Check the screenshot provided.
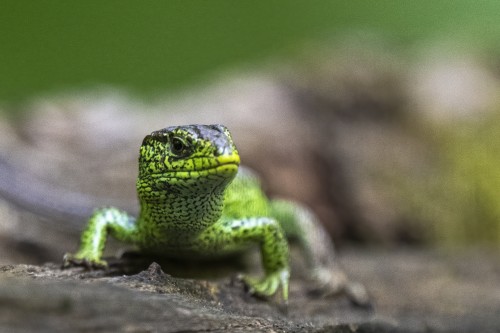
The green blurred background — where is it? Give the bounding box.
[1,0,500,103]
[1,1,500,250]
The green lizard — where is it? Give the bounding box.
[63,124,367,304]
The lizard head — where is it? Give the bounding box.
[138,124,240,198]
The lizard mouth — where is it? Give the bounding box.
[155,164,238,179]
[153,155,240,177]
[192,154,240,173]
[187,159,239,174]
[210,160,239,174]
[215,154,240,166]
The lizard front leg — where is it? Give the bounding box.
[195,217,290,301]
[63,207,137,268]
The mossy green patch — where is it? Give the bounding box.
[399,111,500,247]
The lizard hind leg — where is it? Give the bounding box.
[269,199,371,307]
[63,207,138,269]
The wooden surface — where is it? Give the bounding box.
[0,249,498,333]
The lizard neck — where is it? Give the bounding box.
[138,191,225,235]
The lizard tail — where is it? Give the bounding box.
[0,156,129,232]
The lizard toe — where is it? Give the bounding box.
[241,269,289,302]
[62,252,108,269]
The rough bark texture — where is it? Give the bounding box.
[0,249,498,333]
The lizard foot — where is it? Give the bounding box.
[310,268,371,308]
[240,268,290,303]
[62,252,108,269]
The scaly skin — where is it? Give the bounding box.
[63,124,368,304]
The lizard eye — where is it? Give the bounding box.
[171,137,188,156]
